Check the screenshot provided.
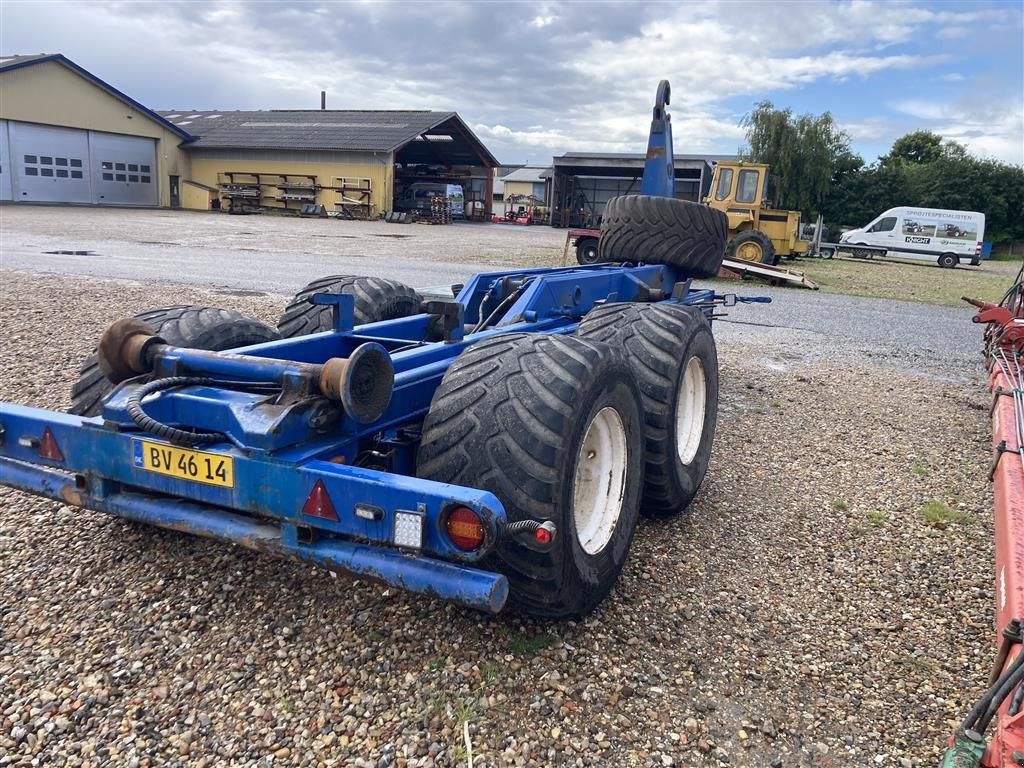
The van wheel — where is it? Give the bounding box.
[937,253,958,268]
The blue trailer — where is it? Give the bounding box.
[0,82,765,618]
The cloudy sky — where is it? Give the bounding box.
[3,0,1022,165]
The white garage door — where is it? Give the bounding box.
[0,121,11,201]
[9,122,92,203]
[89,130,158,206]
[3,120,157,206]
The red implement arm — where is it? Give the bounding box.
[948,263,1024,767]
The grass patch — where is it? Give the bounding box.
[867,510,888,527]
[791,257,1016,307]
[832,499,849,511]
[912,461,930,477]
[507,630,554,655]
[919,500,973,529]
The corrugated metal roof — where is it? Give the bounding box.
[502,166,551,184]
[558,151,737,164]
[0,53,52,68]
[157,109,463,153]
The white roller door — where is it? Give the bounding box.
[0,121,11,201]
[3,120,157,206]
[89,130,158,206]
[9,121,92,203]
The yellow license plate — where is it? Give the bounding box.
[132,439,234,488]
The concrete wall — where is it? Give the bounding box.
[0,60,190,207]
[186,150,393,213]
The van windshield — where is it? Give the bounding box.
[867,216,897,233]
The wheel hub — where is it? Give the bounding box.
[572,406,628,555]
[736,241,762,263]
[675,357,707,465]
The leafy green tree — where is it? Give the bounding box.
[824,133,1024,242]
[880,130,945,166]
[740,101,861,217]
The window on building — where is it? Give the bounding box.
[56,169,68,178]
[71,170,83,179]
[115,173,126,182]
[40,168,53,177]
[40,156,52,165]
[129,175,138,183]
[140,164,151,173]
[736,169,760,203]
[102,172,113,181]
[115,162,126,171]
[141,176,151,184]
[24,155,37,164]
[70,159,82,168]
[24,167,38,176]
[102,161,113,170]
[128,164,138,172]
[56,157,68,166]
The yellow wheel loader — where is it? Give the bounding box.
[704,162,811,266]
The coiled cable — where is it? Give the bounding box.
[126,376,279,447]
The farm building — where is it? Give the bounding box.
[0,54,192,207]
[549,151,735,228]
[159,109,497,218]
[0,53,498,217]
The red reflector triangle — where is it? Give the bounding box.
[38,427,64,462]
[301,480,338,522]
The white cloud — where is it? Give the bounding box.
[1,0,1019,164]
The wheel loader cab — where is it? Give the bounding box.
[704,161,809,265]
[706,162,768,228]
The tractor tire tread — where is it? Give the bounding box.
[417,333,642,618]
[598,195,727,276]
[577,302,718,515]
[277,275,422,338]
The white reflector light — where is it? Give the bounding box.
[393,510,424,550]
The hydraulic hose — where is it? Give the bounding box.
[126,376,279,447]
[961,644,1024,734]
[977,654,1024,734]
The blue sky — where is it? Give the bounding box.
[2,0,1021,165]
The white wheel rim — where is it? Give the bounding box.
[572,406,628,555]
[676,357,707,465]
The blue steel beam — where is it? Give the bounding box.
[0,458,508,613]
[0,403,506,564]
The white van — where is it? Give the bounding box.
[840,206,985,268]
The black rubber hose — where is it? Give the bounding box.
[476,281,531,332]
[126,376,279,447]
[1009,680,1024,717]
[962,647,1024,731]
[977,656,1024,734]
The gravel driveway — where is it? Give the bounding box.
[0,267,995,768]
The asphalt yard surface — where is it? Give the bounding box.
[0,205,1000,766]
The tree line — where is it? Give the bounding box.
[739,101,1024,243]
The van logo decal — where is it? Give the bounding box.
[905,236,930,244]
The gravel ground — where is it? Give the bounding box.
[0,206,567,291]
[0,269,996,767]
